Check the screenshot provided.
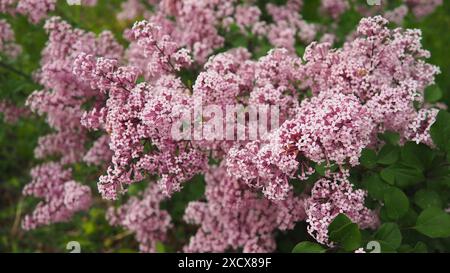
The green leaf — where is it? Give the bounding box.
[397,244,413,253]
[380,163,424,188]
[315,163,326,176]
[398,243,427,253]
[414,190,442,209]
[430,110,450,153]
[360,148,377,169]
[415,207,450,238]
[424,85,443,103]
[410,242,428,253]
[328,213,352,232]
[82,222,95,235]
[156,242,166,253]
[328,214,362,251]
[315,162,337,176]
[377,145,400,165]
[374,223,402,250]
[292,242,326,253]
[364,173,392,200]
[384,188,409,220]
[380,167,396,185]
[400,142,435,170]
[399,208,418,227]
[378,131,400,146]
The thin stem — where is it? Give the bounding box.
[10,197,24,237]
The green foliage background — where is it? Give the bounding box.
[0,0,449,253]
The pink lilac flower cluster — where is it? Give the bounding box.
[354,0,442,22]
[383,5,409,25]
[22,162,92,230]
[130,20,193,79]
[73,52,207,199]
[249,47,303,121]
[118,0,443,75]
[320,0,349,20]
[0,19,21,59]
[106,183,172,252]
[228,17,439,199]
[303,16,439,142]
[14,0,444,252]
[258,0,317,52]
[0,0,97,24]
[71,16,441,250]
[0,99,30,123]
[227,91,373,201]
[0,0,16,14]
[123,0,233,67]
[304,171,379,245]
[191,47,303,156]
[122,0,316,70]
[26,16,123,165]
[226,16,439,236]
[117,0,148,21]
[16,0,57,24]
[404,0,443,18]
[74,41,312,201]
[191,47,256,155]
[83,135,113,166]
[21,17,123,228]
[183,163,305,253]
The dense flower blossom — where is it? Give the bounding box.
[83,135,113,166]
[234,4,261,33]
[117,0,147,21]
[189,47,255,154]
[250,48,303,121]
[304,171,379,245]
[21,17,122,230]
[0,100,29,123]
[405,108,439,146]
[26,17,122,165]
[106,183,172,252]
[0,19,21,59]
[320,0,349,20]
[17,0,57,24]
[34,131,87,164]
[0,0,97,23]
[183,164,305,253]
[302,16,439,142]
[73,53,207,199]
[384,5,409,25]
[227,16,440,202]
[130,20,193,79]
[263,0,316,52]
[404,0,443,18]
[22,162,92,230]
[353,0,442,21]
[0,0,16,14]
[227,92,373,201]
[124,0,231,68]
[194,47,254,107]
[11,0,445,253]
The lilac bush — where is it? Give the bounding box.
[1,0,449,253]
